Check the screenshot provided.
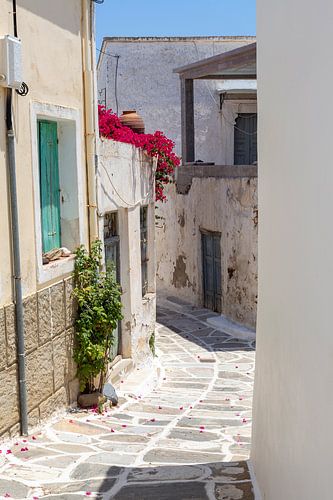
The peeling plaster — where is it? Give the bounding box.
[172,255,192,289]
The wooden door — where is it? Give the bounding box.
[202,231,222,312]
[104,212,121,361]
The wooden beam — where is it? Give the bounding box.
[181,78,194,163]
[174,43,257,80]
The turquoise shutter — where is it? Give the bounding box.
[38,120,61,253]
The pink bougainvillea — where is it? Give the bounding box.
[98,106,180,202]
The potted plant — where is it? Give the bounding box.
[73,240,123,409]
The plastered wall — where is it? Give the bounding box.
[252,1,333,498]
[0,0,88,306]
[97,139,156,365]
[156,176,258,328]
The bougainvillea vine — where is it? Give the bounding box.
[98,106,180,202]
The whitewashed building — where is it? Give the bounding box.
[98,38,258,328]
[97,139,157,369]
[97,36,256,163]
[251,1,333,498]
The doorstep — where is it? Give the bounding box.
[206,314,256,341]
[108,356,161,398]
[108,356,134,386]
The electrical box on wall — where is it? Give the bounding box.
[0,35,23,89]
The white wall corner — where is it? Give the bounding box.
[247,460,263,500]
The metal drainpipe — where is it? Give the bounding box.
[6,89,28,436]
[82,0,98,246]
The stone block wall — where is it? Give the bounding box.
[0,277,78,439]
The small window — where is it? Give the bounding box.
[140,206,148,297]
[37,117,80,259]
[234,113,257,165]
[104,212,120,281]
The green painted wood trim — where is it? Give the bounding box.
[38,120,61,253]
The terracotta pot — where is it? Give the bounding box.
[120,110,145,134]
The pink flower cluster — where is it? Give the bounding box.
[98,106,180,202]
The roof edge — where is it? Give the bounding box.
[102,36,256,43]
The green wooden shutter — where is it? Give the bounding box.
[38,120,61,253]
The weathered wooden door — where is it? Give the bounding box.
[202,231,222,312]
[38,120,61,253]
[104,212,121,361]
[234,113,257,165]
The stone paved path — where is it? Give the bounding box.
[0,299,255,499]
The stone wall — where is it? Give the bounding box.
[156,173,258,328]
[0,277,78,439]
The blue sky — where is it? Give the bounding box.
[95,0,256,50]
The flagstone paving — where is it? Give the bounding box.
[0,300,255,499]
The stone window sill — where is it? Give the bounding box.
[38,254,75,285]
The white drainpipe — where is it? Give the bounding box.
[82,0,98,245]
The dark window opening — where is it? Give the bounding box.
[140,206,148,297]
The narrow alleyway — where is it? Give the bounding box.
[0,300,255,499]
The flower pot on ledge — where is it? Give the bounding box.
[120,110,145,134]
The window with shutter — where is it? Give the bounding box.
[38,120,61,253]
[234,113,257,165]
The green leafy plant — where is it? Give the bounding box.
[149,332,156,356]
[73,240,123,393]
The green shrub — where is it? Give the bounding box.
[73,240,123,393]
